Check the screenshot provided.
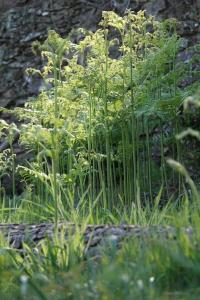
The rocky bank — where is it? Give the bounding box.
[0,0,200,114]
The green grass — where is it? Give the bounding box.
[0,10,200,299]
[0,200,200,300]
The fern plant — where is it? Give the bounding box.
[0,10,195,220]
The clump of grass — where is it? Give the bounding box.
[0,10,195,223]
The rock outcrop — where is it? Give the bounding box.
[0,0,200,115]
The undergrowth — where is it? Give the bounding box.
[0,10,198,223]
[0,10,200,300]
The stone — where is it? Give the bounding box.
[144,0,166,17]
[111,0,130,13]
[0,223,193,256]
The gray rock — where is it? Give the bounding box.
[0,223,193,256]
[144,0,166,17]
